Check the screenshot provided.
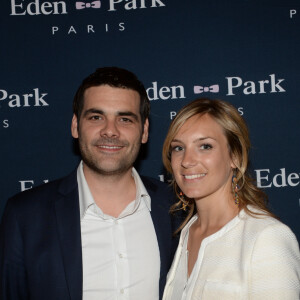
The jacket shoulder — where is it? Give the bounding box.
[5,170,77,212]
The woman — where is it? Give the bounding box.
[162,98,300,299]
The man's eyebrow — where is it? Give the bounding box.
[117,111,139,121]
[83,108,103,117]
[82,109,139,121]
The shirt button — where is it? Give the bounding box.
[120,288,125,294]
[119,253,124,258]
[114,220,118,225]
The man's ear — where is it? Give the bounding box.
[141,118,149,144]
[71,114,79,139]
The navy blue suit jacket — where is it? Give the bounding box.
[0,170,179,300]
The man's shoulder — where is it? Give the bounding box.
[6,170,77,210]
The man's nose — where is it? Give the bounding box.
[100,119,120,138]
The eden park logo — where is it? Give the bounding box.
[0,88,49,107]
[10,0,166,15]
[193,74,286,97]
[75,0,101,10]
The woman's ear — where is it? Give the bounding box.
[230,154,239,169]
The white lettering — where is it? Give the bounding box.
[68,26,77,34]
[9,94,22,107]
[226,74,285,95]
[258,79,269,94]
[108,0,165,11]
[41,1,53,15]
[0,88,49,107]
[20,179,49,191]
[0,90,8,101]
[125,0,137,10]
[108,0,122,11]
[10,0,26,15]
[159,86,170,100]
[119,22,125,31]
[52,1,67,14]
[243,81,256,95]
[3,120,9,128]
[269,74,285,93]
[147,82,159,100]
[147,82,185,101]
[170,85,185,99]
[27,0,41,15]
[87,25,95,33]
[52,26,59,35]
[51,23,125,35]
[158,175,164,182]
[237,107,243,115]
[255,168,299,188]
[20,180,34,191]
[273,168,287,187]
[226,76,242,96]
[287,173,300,187]
[23,93,33,107]
[170,111,176,119]
[290,9,297,19]
[151,0,165,7]
[34,88,49,106]
[140,0,146,8]
[255,169,272,188]
[11,0,67,16]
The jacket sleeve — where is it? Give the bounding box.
[0,200,30,300]
[250,222,300,299]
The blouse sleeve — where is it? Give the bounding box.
[249,222,300,299]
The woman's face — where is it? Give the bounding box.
[170,113,235,202]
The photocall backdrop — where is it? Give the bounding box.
[1,1,299,241]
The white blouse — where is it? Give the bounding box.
[163,208,300,300]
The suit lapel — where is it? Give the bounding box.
[54,171,83,300]
[144,178,174,298]
[150,192,170,271]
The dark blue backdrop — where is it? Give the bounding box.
[1,0,299,240]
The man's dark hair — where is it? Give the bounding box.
[73,67,150,125]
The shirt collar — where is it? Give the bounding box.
[77,161,151,220]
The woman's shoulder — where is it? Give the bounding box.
[239,206,299,248]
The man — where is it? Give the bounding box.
[0,67,178,300]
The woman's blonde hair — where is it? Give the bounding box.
[162,98,276,233]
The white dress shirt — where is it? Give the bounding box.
[77,162,160,300]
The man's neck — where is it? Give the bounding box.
[82,164,137,218]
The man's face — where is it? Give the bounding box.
[71,85,149,176]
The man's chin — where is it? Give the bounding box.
[83,160,131,176]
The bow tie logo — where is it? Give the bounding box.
[76,1,101,9]
[194,84,219,94]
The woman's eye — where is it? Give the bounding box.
[172,145,183,152]
[200,144,212,150]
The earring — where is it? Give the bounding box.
[179,192,189,211]
[232,173,240,206]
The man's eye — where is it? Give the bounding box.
[120,117,132,123]
[89,115,101,120]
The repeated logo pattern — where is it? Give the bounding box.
[193,85,219,94]
[75,1,101,10]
